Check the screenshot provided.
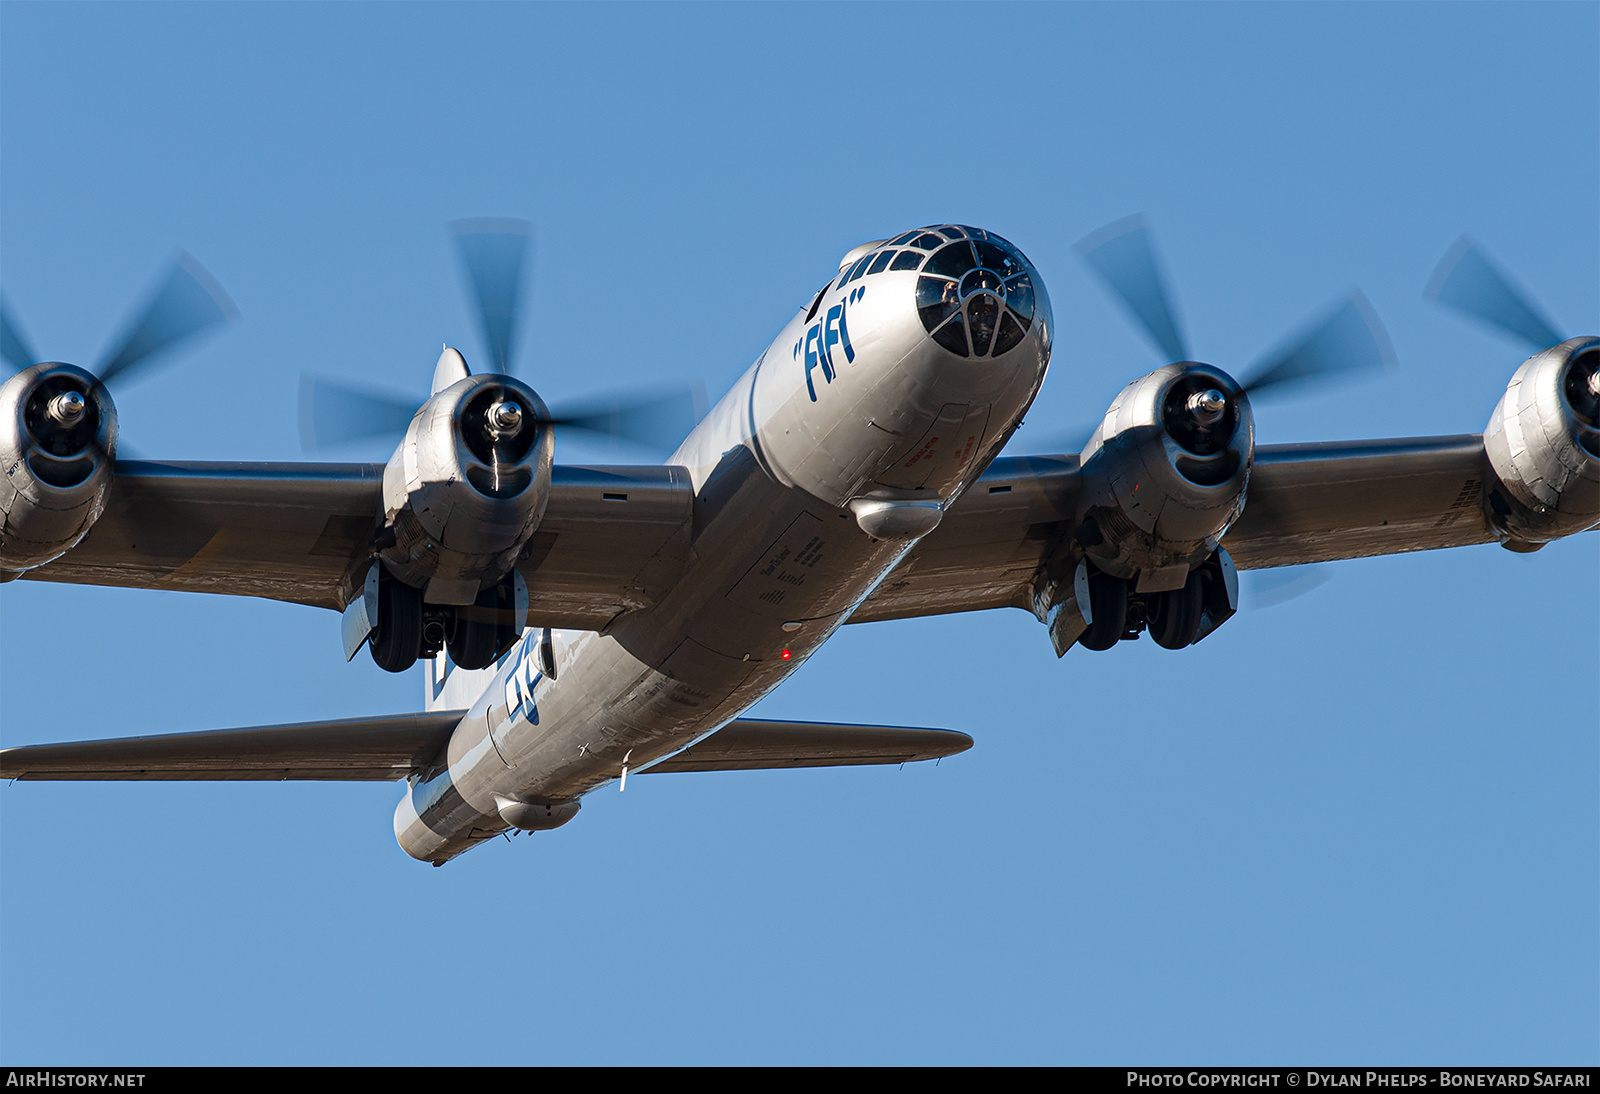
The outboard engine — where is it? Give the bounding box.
[1481,337,1600,550]
[0,364,118,577]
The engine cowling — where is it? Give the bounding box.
[0,363,118,576]
[1481,336,1600,550]
[1073,362,1254,591]
[379,371,555,604]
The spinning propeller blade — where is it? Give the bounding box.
[1424,236,1564,350]
[545,384,707,454]
[452,219,533,375]
[298,377,420,453]
[1240,289,1395,397]
[95,252,237,387]
[1,298,39,373]
[1076,214,1190,363]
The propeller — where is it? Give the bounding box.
[1075,214,1395,398]
[299,219,704,455]
[1,252,237,461]
[299,375,704,454]
[1424,236,1564,350]
[1014,220,1396,456]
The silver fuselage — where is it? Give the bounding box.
[396,229,1052,862]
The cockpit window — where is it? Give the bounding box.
[890,250,924,272]
[910,233,944,250]
[837,253,872,289]
[924,242,978,280]
[887,231,921,247]
[916,275,960,329]
[867,250,896,275]
[805,281,830,323]
[932,311,970,357]
[974,241,1025,281]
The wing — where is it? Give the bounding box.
[853,436,1499,623]
[20,460,694,628]
[0,715,969,781]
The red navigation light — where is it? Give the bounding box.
[780,649,792,660]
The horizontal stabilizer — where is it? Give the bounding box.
[0,711,465,781]
[643,719,972,774]
[0,715,969,783]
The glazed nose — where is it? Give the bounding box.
[915,240,1038,359]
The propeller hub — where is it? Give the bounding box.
[47,390,87,427]
[487,400,523,437]
[1186,388,1227,426]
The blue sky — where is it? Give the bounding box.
[1,2,1595,1065]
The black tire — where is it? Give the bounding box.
[447,583,512,670]
[1078,569,1128,651]
[370,568,423,673]
[1148,569,1204,650]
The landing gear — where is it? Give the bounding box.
[445,580,519,670]
[1077,568,1128,651]
[1147,569,1205,649]
[370,566,423,673]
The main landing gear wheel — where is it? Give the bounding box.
[370,567,423,673]
[446,581,517,670]
[1148,569,1205,650]
[1077,569,1128,651]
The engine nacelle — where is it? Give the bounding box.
[1481,337,1600,550]
[0,363,118,576]
[379,372,554,604]
[1073,362,1254,592]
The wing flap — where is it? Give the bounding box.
[0,711,465,781]
[643,719,973,774]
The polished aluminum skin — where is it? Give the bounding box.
[394,226,1053,862]
[378,348,556,605]
[1481,336,1600,549]
[5,223,1599,868]
[1074,361,1253,593]
[0,362,118,574]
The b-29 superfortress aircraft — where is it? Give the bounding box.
[2,219,1594,864]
